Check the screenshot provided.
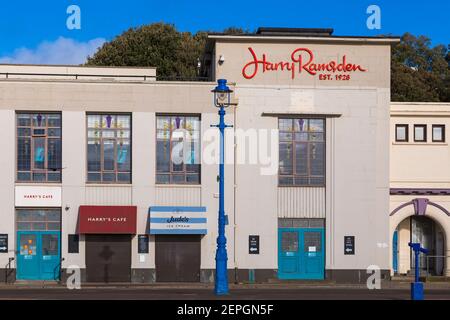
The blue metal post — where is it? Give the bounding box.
[215,105,229,295]
[408,242,428,300]
[211,79,233,295]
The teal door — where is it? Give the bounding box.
[278,228,325,280]
[17,231,61,280]
[392,231,398,274]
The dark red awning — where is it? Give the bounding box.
[78,206,137,234]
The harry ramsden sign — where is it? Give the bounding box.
[242,47,367,80]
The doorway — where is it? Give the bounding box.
[85,234,132,282]
[155,235,201,282]
[278,218,325,280]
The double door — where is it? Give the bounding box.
[278,228,324,280]
[17,231,61,280]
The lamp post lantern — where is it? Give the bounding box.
[211,79,233,295]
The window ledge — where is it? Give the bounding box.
[392,142,448,146]
[155,184,201,188]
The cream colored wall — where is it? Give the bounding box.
[0,110,16,269]
[390,103,450,189]
[389,103,450,276]
[213,39,392,271]
[215,40,391,88]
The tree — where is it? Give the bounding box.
[86,23,207,80]
[391,33,449,102]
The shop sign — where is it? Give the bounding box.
[138,235,149,253]
[249,235,260,254]
[149,206,207,235]
[0,234,8,253]
[78,206,137,234]
[15,186,61,207]
[242,47,367,80]
[344,236,355,255]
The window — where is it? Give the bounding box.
[278,118,325,186]
[16,209,61,231]
[395,124,409,142]
[87,114,131,183]
[432,125,445,142]
[414,124,427,142]
[16,113,62,182]
[156,115,201,184]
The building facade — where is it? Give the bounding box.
[0,29,407,284]
[390,102,450,277]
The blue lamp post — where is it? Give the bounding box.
[408,242,429,300]
[211,79,233,295]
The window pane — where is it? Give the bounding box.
[294,119,308,132]
[295,143,308,175]
[33,137,45,169]
[47,114,61,127]
[310,142,325,176]
[171,174,185,184]
[17,128,31,136]
[156,174,169,184]
[47,172,61,182]
[279,119,293,131]
[47,139,61,171]
[171,141,184,172]
[156,140,170,172]
[102,172,116,182]
[17,138,31,171]
[309,119,324,132]
[117,141,130,172]
[396,126,406,141]
[281,232,299,252]
[17,172,31,181]
[17,114,31,126]
[87,115,101,128]
[415,126,426,141]
[103,140,115,171]
[20,234,36,254]
[186,174,200,184]
[433,126,444,142]
[87,140,101,172]
[279,143,293,175]
[42,234,59,255]
[87,172,101,182]
[117,173,131,183]
[32,172,46,181]
[117,115,130,129]
[32,114,46,127]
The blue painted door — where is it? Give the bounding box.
[278,228,324,280]
[17,231,61,280]
[393,231,398,274]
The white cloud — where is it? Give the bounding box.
[0,37,106,65]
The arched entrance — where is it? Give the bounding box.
[390,198,450,277]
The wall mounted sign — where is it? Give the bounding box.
[242,47,367,80]
[149,206,207,235]
[138,235,149,253]
[0,234,8,253]
[78,205,137,234]
[344,236,355,255]
[249,235,260,254]
[15,186,61,207]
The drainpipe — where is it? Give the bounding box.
[233,103,238,284]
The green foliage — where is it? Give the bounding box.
[392,33,449,102]
[86,23,207,80]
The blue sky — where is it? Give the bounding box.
[0,0,448,64]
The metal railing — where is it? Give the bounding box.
[4,257,14,284]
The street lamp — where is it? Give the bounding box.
[211,79,233,295]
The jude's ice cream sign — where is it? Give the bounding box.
[242,47,367,81]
